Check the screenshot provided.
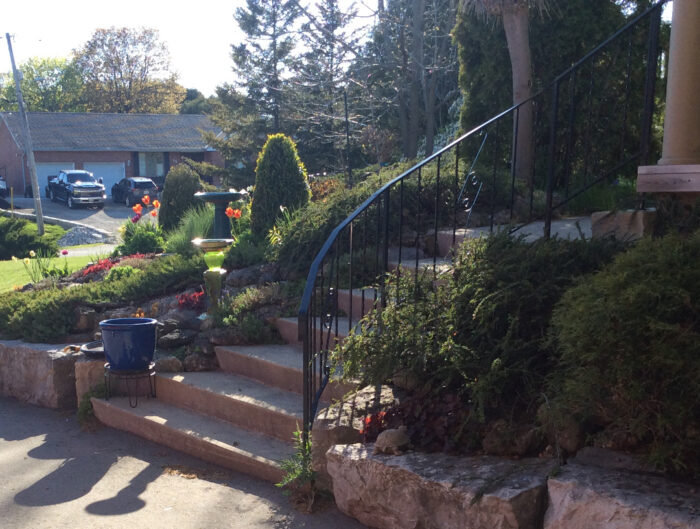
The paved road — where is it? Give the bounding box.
[0,396,366,529]
[6,197,135,236]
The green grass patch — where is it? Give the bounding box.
[0,255,93,293]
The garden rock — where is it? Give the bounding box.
[225,265,260,287]
[482,419,543,457]
[312,384,404,491]
[207,327,247,346]
[191,335,215,356]
[154,355,183,373]
[327,444,555,529]
[544,463,700,529]
[570,446,655,474]
[157,329,198,349]
[72,307,97,333]
[161,309,202,331]
[183,352,218,372]
[157,318,179,336]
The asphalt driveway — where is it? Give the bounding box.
[0,396,366,529]
[6,197,136,236]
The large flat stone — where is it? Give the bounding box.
[327,443,556,529]
[0,340,77,409]
[544,463,700,529]
[313,385,403,491]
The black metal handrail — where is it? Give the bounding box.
[298,0,668,441]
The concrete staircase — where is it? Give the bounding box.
[91,217,592,484]
[92,320,317,483]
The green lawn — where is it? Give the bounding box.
[0,255,93,293]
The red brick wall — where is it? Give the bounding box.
[0,121,25,193]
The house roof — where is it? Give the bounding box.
[0,112,221,153]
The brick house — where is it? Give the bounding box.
[0,112,224,196]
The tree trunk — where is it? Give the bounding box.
[502,4,534,186]
[406,0,425,159]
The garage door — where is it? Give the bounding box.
[36,162,74,192]
[83,163,125,196]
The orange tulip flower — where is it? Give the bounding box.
[232,209,242,219]
[142,195,150,205]
[150,210,157,217]
[153,199,161,209]
[225,207,234,218]
[132,203,143,214]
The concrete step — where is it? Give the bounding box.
[215,344,356,403]
[387,257,453,279]
[436,217,592,257]
[273,316,354,347]
[337,288,379,320]
[92,397,294,483]
[215,344,303,394]
[156,371,303,442]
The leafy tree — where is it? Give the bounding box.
[203,85,269,188]
[251,134,310,238]
[289,0,361,173]
[179,88,217,114]
[347,0,459,160]
[455,1,634,184]
[232,0,301,132]
[73,27,186,113]
[0,57,85,112]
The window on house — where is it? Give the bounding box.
[138,153,165,178]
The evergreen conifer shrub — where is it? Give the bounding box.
[158,163,204,232]
[251,134,310,238]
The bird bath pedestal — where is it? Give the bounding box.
[193,190,247,314]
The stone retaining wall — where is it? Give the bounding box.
[0,340,78,409]
[327,444,700,529]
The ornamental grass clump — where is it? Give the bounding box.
[548,232,700,478]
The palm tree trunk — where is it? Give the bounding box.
[502,4,534,186]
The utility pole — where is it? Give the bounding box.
[6,33,44,235]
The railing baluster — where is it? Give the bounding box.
[433,155,441,276]
[348,222,354,328]
[510,107,519,221]
[453,141,460,248]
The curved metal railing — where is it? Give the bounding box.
[298,0,667,440]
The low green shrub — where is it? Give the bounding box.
[159,163,204,232]
[114,220,165,256]
[0,217,64,260]
[224,231,267,270]
[104,265,140,282]
[336,233,625,427]
[549,232,700,477]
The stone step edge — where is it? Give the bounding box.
[91,397,286,483]
[155,374,302,442]
[215,345,358,404]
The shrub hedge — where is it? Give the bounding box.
[0,217,64,260]
[0,255,203,342]
[336,233,625,426]
[159,163,204,232]
[549,232,700,477]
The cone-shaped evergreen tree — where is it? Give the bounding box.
[251,134,310,238]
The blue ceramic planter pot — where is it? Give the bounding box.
[99,318,158,371]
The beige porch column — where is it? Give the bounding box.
[637,0,700,192]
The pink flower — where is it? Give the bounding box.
[61,250,68,256]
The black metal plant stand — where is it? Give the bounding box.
[104,362,156,408]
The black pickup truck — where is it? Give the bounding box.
[48,170,106,209]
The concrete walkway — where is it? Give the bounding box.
[0,396,366,529]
